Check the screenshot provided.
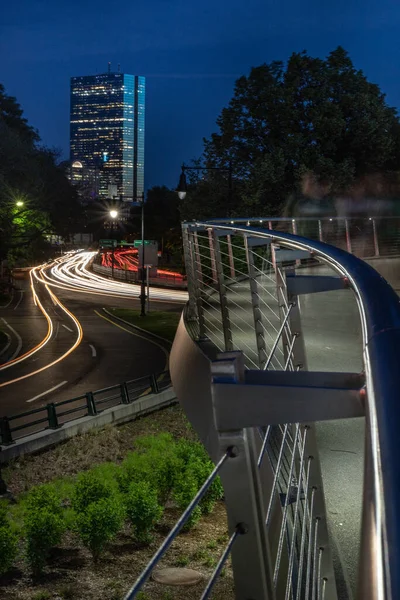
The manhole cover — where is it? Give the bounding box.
[152,567,203,586]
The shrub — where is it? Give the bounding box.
[125,481,163,544]
[72,470,113,513]
[173,470,202,530]
[25,508,65,575]
[25,484,63,516]
[118,447,179,504]
[76,497,124,561]
[190,458,224,515]
[0,524,18,575]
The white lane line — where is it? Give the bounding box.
[61,323,73,332]
[89,344,97,357]
[26,380,68,403]
[0,318,22,361]
[13,290,24,310]
[0,289,14,309]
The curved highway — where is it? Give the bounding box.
[0,251,186,418]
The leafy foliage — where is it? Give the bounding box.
[71,470,113,514]
[25,508,65,575]
[181,47,400,219]
[125,481,163,543]
[75,497,124,561]
[0,519,18,575]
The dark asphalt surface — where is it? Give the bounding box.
[0,273,183,418]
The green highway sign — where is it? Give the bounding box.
[99,239,117,247]
[134,240,156,247]
[120,240,135,246]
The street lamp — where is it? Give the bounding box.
[16,201,24,208]
[176,162,233,215]
[109,209,118,278]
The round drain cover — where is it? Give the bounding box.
[152,567,203,586]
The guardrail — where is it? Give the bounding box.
[0,370,171,445]
[128,218,400,600]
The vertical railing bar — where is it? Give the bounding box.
[305,488,316,600]
[266,424,289,526]
[284,427,309,600]
[312,517,320,600]
[317,548,323,600]
[296,459,313,600]
[273,424,301,587]
[264,303,294,370]
[257,425,272,468]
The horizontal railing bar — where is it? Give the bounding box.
[55,395,86,407]
[57,405,87,418]
[8,406,46,421]
[11,417,49,432]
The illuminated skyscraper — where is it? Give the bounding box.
[70,68,145,202]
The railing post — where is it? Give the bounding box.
[212,230,233,351]
[345,219,353,254]
[372,218,380,257]
[244,234,268,369]
[318,219,323,242]
[0,417,13,445]
[226,234,236,279]
[291,219,297,235]
[211,355,275,600]
[181,225,197,321]
[120,382,130,404]
[150,373,159,394]
[208,228,218,284]
[190,229,206,339]
[46,403,59,429]
[85,392,97,416]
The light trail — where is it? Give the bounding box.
[39,251,188,303]
[0,264,83,387]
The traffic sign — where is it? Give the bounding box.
[99,239,117,247]
[134,240,156,247]
[120,240,135,246]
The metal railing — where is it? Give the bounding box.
[130,217,400,600]
[0,370,171,445]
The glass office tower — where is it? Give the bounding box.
[70,70,145,202]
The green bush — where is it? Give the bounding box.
[0,523,18,575]
[25,484,63,516]
[118,443,179,503]
[72,470,113,513]
[173,470,202,530]
[76,497,124,561]
[190,458,224,515]
[125,481,163,544]
[25,507,65,575]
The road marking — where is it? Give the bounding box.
[13,290,24,310]
[61,323,73,332]
[0,318,22,361]
[26,380,68,403]
[0,289,14,309]
[0,332,11,358]
[93,310,169,371]
[89,344,97,357]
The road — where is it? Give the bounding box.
[0,252,186,418]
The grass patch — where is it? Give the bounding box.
[108,309,180,342]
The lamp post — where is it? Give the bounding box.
[176,161,232,216]
[109,209,118,279]
[139,193,146,317]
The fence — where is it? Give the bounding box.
[0,370,171,446]
[126,217,400,600]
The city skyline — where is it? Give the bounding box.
[70,68,145,202]
[3,0,400,190]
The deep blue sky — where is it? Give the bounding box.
[2,0,400,190]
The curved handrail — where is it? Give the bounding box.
[190,220,400,600]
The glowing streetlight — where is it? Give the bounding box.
[109,209,118,219]
[16,201,24,207]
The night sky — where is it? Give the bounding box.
[2,0,400,190]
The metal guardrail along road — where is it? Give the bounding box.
[0,371,171,445]
[129,217,400,600]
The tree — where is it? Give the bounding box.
[185,47,400,218]
[0,84,83,265]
